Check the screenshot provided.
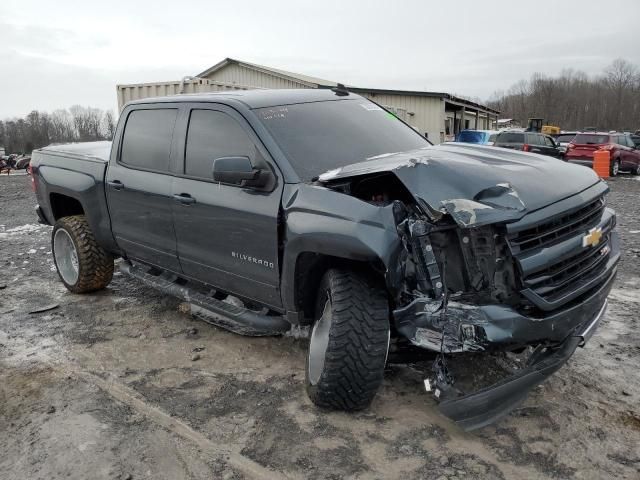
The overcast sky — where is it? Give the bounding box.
[1,0,639,118]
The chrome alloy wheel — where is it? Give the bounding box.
[54,228,79,285]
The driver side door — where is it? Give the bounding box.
[171,104,284,309]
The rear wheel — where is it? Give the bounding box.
[633,164,640,176]
[305,268,390,411]
[611,159,620,177]
[52,215,114,293]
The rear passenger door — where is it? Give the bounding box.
[542,135,559,157]
[171,105,284,308]
[106,105,182,272]
[620,135,637,169]
[526,133,542,154]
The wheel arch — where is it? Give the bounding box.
[286,251,388,325]
[49,192,85,220]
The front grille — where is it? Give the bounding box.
[508,195,605,254]
[523,238,610,304]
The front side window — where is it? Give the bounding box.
[185,110,255,179]
[120,109,178,171]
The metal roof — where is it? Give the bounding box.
[195,57,499,114]
[196,57,338,88]
[345,86,500,114]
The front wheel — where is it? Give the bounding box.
[52,215,114,293]
[633,164,640,176]
[305,268,390,411]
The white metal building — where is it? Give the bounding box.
[117,58,499,144]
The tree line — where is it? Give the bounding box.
[0,106,116,155]
[487,59,640,132]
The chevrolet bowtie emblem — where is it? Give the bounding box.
[582,227,603,248]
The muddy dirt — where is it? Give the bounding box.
[1,173,639,479]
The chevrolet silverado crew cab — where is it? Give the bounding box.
[31,88,619,430]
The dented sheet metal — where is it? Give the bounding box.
[319,143,601,228]
[316,141,616,429]
[441,183,527,228]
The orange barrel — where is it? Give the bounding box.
[593,150,610,178]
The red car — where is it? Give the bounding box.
[566,132,640,176]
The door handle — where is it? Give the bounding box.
[107,180,124,190]
[173,193,196,205]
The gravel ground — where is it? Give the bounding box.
[1,172,639,480]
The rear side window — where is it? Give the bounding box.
[556,133,576,143]
[120,109,178,171]
[496,132,524,143]
[185,110,255,179]
[526,134,544,145]
[573,134,610,145]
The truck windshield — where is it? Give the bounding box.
[254,99,430,181]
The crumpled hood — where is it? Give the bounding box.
[318,143,603,227]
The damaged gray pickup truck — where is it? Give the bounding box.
[31,88,619,430]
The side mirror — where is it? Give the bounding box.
[213,156,268,188]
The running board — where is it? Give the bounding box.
[120,262,291,336]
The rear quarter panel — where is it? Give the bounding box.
[31,150,118,253]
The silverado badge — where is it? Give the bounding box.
[582,227,603,248]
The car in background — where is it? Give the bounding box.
[555,132,577,157]
[493,131,562,158]
[455,129,499,145]
[631,134,640,148]
[565,132,640,176]
[16,155,31,170]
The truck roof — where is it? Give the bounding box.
[127,88,363,109]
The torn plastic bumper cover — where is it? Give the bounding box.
[393,244,617,430]
[438,299,608,431]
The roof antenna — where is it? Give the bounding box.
[331,83,349,96]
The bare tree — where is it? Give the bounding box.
[1,106,115,154]
[102,110,117,140]
[488,59,640,131]
[70,105,103,142]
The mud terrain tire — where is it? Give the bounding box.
[52,215,114,293]
[305,268,390,410]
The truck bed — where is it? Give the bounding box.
[37,141,111,163]
[31,141,116,252]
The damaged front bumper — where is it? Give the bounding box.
[394,249,618,353]
[438,299,607,430]
[393,232,618,430]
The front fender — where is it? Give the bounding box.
[280,184,403,313]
